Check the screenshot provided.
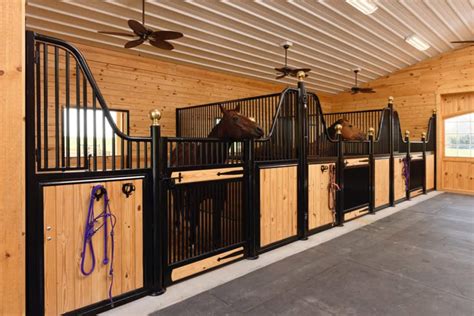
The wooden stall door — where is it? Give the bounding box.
[260,166,298,247]
[308,163,335,230]
[439,92,474,194]
[394,156,406,201]
[43,180,143,315]
[375,159,390,208]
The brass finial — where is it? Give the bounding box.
[297,70,306,82]
[149,109,161,126]
[405,130,410,139]
[249,117,256,122]
[432,108,437,115]
[421,131,426,140]
[335,124,343,135]
[368,127,375,137]
[388,96,394,104]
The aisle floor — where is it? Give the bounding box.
[154,193,474,315]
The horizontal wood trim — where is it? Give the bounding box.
[172,167,243,184]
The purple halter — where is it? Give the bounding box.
[80,185,116,304]
[402,156,410,191]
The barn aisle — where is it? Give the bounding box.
[152,193,474,315]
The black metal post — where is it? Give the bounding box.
[25,30,45,316]
[405,131,411,201]
[432,109,437,190]
[244,139,258,259]
[150,110,166,295]
[335,125,345,226]
[296,73,309,240]
[422,132,427,194]
[388,97,395,206]
[368,128,375,214]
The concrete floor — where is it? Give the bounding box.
[153,193,474,316]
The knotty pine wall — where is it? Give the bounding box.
[0,1,25,315]
[71,43,334,137]
[329,46,474,138]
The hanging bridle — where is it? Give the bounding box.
[80,185,116,305]
[328,164,340,224]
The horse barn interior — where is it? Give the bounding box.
[1,0,473,315]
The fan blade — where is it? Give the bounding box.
[275,74,287,79]
[275,66,292,73]
[359,88,376,93]
[124,38,145,48]
[350,87,360,94]
[151,31,183,40]
[128,19,147,36]
[98,31,136,37]
[149,39,174,50]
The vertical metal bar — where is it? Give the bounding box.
[35,42,42,169]
[112,132,116,170]
[388,97,395,206]
[92,94,97,171]
[75,63,81,168]
[102,109,106,171]
[297,79,309,240]
[83,76,88,167]
[43,43,49,169]
[336,133,345,226]
[369,133,375,214]
[54,47,60,168]
[65,52,70,167]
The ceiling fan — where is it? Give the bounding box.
[274,41,311,79]
[98,0,183,50]
[347,68,375,94]
[451,40,474,46]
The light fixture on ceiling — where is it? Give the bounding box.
[345,0,378,15]
[405,34,430,51]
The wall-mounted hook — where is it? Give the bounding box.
[94,187,105,201]
[122,183,136,198]
[320,165,329,172]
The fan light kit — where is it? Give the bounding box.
[345,0,378,15]
[405,34,430,51]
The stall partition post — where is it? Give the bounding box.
[296,71,309,240]
[335,124,345,226]
[422,132,427,194]
[244,139,258,259]
[432,109,437,190]
[368,127,375,214]
[405,130,411,201]
[150,109,166,296]
[388,97,395,207]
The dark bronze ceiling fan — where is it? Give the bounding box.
[274,41,311,79]
[98,0,183,50]
[347,68,375,94]
[451,40,474,46]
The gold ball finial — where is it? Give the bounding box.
[405,130,410,138]
[335,124,343,135]
[297,70,306,82]
[368,127,375,137]
[388,96,394,104]
[432,108,437,115]
[421,131,427,140]
[149,109,161,126]
[249,117,256,122]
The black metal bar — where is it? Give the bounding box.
[102,109,106,171]
[296,79,308,240]
[54,47,60,168]
[336,133,345,226]
[83,76,88,167]
[369,133,375,214]
[75,63,81,168]
[65,52,70,168]
[244,139,258,259]
[151,122,166,295]
[35,42,42,169]
[26,30,45,316]
[406,133,411,201]
[93,94,97,171]
[388,99,395,206]
[43,43,49,169]
[422,134,427,194]
[432,111,437,190]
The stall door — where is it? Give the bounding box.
[43,180,143,315]
[439,92,474,194]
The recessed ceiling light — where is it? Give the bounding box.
[405,34,430,51]
[345,0,378,15]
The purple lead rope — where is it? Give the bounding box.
[80,185,116,305]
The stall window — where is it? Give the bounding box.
[63,108,127,157]
[444,112,474,158]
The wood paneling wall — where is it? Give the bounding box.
[259,166,297,247]
[43,180,143,315]
[0,1,25,315]
[329,46,474,138]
